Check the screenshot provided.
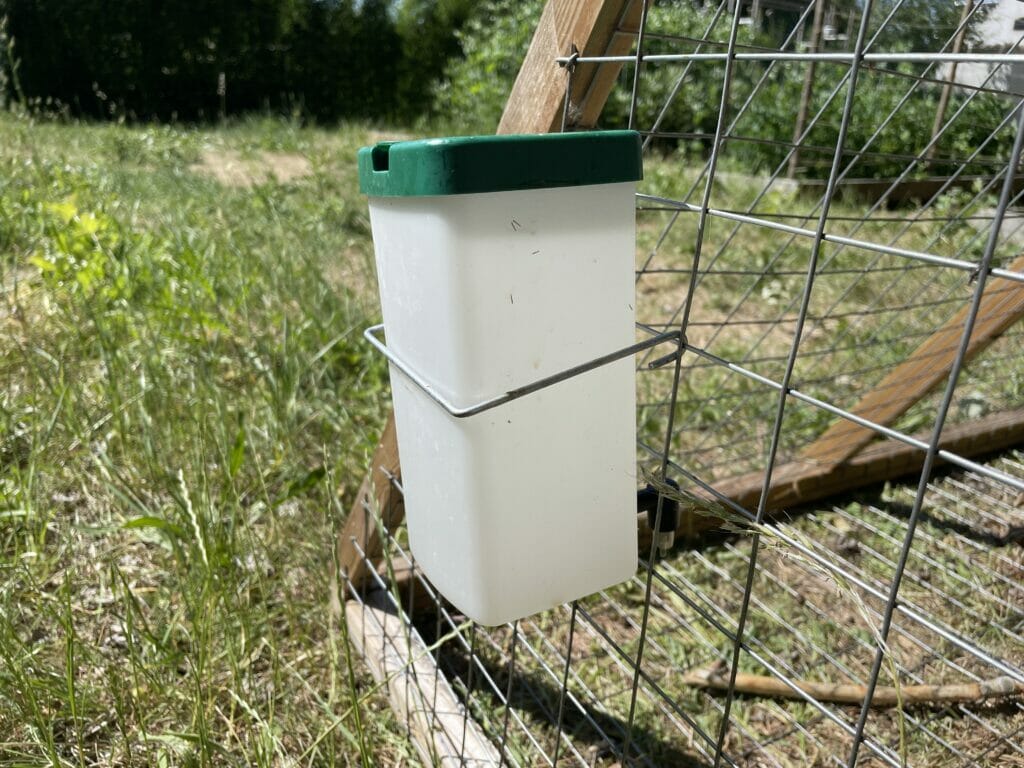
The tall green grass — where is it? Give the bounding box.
[0,113,413,765]
[2,111,1019,767]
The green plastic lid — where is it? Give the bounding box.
[358,130,642,197]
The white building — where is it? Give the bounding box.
[957,0,1024,94]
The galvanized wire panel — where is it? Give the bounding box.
[344,1,1024,765]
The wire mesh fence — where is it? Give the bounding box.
[342,0,1024,765]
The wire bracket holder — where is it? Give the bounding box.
[364,323,680,419]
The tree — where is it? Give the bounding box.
[395,0,478,119]
[432,0,543,134]
[0,0,474,123]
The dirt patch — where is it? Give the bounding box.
[323,245,379,308]
[191,148,312,188]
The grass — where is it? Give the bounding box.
[414,137,1024,765]
[444,461,1024,767]
[0,111,418,765]
[1,108,1021,767]
[633,151,1024,480]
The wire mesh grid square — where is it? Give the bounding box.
[342,1,1024,765]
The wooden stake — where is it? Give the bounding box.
[684,666,1024,708]
[926,0,973,166]
[788,0,826,179]
[346,588,501,766]
[337,413,404,592]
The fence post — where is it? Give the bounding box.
[926,0,974,166]
[788,0,826,180]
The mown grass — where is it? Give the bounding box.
[633,153,1024,480]
[420,142,1024,766]
[0,111,418,766]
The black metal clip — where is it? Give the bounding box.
[637,478,680,557]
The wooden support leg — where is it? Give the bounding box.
[337,413,404,592]
[499,0,651,135]
[654,409,1024,546]
[346,588,502,766]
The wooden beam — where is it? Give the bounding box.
[337,414,404,591]
[645,408,1024,545]
[798,255,1024,469]
[498,0,649,135]
[345,588,501,767]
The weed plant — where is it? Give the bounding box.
[0,113,411,766]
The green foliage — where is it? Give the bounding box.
[437,0,1012,179]
[604,1,769,138]
[704,60,1014,179]
[396,0,478,119]
[612,1,1012,179]
[0,0,477,124]
[0,113,406,763]
[29,199,126,300]
[867,0,989,53]
[432,0,543,134]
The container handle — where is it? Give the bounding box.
[364,324,680,419]
[371,143,394,173]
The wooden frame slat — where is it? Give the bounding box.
[659,408,1024,543]
[798,255,1024,468]
[346,588,501,766]
[498,0,649,135]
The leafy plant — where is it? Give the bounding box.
[436,0,1013,178]
[432,0,543,134]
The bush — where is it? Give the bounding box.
[431,0,543,135]
[435,0,1015,179]
[0,0,472,124]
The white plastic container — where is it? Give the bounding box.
[359,132,642,626]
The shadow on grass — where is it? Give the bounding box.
[425,625,711,768]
